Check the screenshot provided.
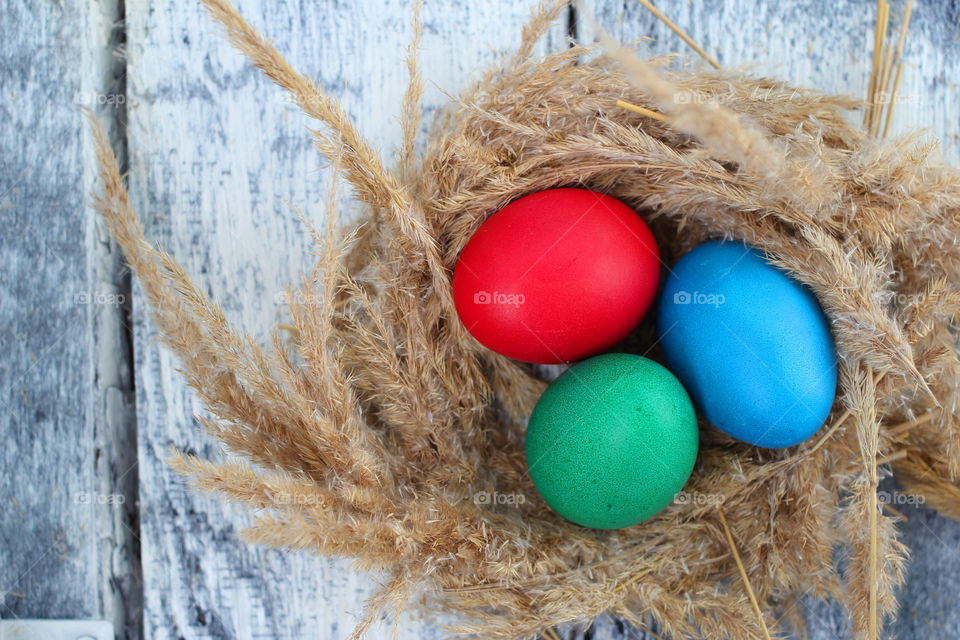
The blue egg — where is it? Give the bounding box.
[657,241,837,448]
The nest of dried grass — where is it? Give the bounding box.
[89,1,960,638]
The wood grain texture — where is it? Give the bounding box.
[0,0,139,636]
[123,2,567,638]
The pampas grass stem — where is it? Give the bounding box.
[615,99,669,121]
[882,62,904,138]
[635,0,721,69]
[542,628,562,640]
[717,506,772,640]
[891,412,933,438]
[804,409,851,456]
[882,503,908,521]
[871,42,894,137]
[882,0,913,137]
[865,0,889,127]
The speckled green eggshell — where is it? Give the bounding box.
[526,353,699,529]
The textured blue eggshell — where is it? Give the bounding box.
[657,241,837,448]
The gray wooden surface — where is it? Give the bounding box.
[1,1,959,639]
[0,0,139,636]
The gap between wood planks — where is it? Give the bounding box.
[86,0,142,637]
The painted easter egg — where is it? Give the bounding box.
[525,353,699,529]
[452,188,660,364]
[657,241,837,448]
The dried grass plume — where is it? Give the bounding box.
[89,1,960,638]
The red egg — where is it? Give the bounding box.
[452,188,660,364]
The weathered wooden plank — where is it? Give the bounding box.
[580,0,960,162]
[576,2,960,638]
[0,0,139,636]
[124,1,568,638]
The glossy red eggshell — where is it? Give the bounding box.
[452,188,660,364]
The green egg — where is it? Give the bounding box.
[525,353,699,529]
